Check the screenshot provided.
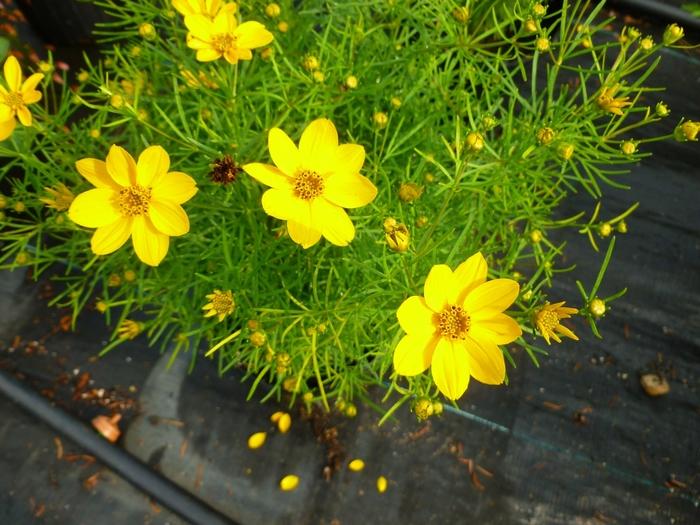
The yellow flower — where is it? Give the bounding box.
[533,301,578,344]
[243,118,378,249]
[40,183,75,211]
[202,289,235,322]
[185,7,273,64]
[393,252,522,400]
[373,111,388,128]
[465,131,484,152]
[172,0,235,18]
[68,145,198,266]
[0,56,44,141]
[596,85,631,116]
[345,75,358,89]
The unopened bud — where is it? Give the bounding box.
[663,23,684,46]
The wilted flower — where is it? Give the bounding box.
[596,85,631,116]
[40,183,75,211]
[534,301,579,344]
[398,182,423,203]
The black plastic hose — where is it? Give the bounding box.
[608,0,700,31]
[0,369,238,525]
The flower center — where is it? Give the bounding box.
[537,310,559,330]
[2,91,24,110]
[212,33,237,53]
[437,305,471,340]
[118,185,152,216]
[212,293,233,313]
[293,169,325,201]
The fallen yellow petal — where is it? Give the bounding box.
[270,411,284,423]
[247,431,266,449]
[348,459,365,472]
[277,412,291,433]
[377,476,388,493]
[279,474,299,491]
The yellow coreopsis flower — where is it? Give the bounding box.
[243,118,378,248]
[393,252,522,400]
[185,7,273,64]
[68,145,198,267]
[533,301,579,344]
[0,55,44,141]
[172,0,236,19]
[596,85,631,116]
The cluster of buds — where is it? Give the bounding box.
[384,217,410,252]
[413,398,444,421]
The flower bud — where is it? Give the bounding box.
[390,96,402,109]
[345,75,358,89]
[465,131,485,152]
[385,223,410,252]
[480,115,497,130]
[558,143,574,160]
[532,3,546,17]
[655,102,670,118]
[536,127,555,145]
[536,37,550,52]
[138,23,156,40]
[250,331,266,347]
[277,21,289,32]
[530,229,543,243]
[598,222,612,237]
[621,140,636,155]
[589,298,606,318]
[524,18,538,34]
[663,23,684,46]
[413,398,434,421]
[674,121,699,142]
[639,36,654,51]
[265,3,281,18]
[617,221,628,234]
[398,182,423,202]
[373,111,389,128]
[452,7,469,24]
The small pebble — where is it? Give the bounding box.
[348,459,365,472]
[640,373,670,397]
[280,474,299,491]
[247,432,266,449]
[376,476,388,493]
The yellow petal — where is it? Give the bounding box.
[16,106,31,126]
[196,48,221,62]
[4,56,22,91]
[423,264,455,312]
[233,48,252,61]
[454,252,488,303]
[0,117,16,141]
[213,8,236,33]
[312,198,354,246]
[287,210,321,249]
[243,162,292,189]
[21,73,44,94]
[137,145,170,187]
[268,128,301,175]
[0,104,12,122]
[324,172,377,209]
[555,324,579,341]
[464,334,506,385]
[151,171,197,204]
[261,187,305,220]
[299,119,338,174]
[397,296,435,335]
[431,338,470,400]
[223,49,240,64]
[331,144,365,179]
[393,332,439,376]
[184,15,214,41]
[68,188,121,228]
[235,21,274,49]
[149,200,189,236]
[131,215,169,266]
[471,313,522,345]
[76,158,121,190]
[464,279,520,317]
[21,90,41,104]
[106,145,137,187]
[91,218,132,255]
